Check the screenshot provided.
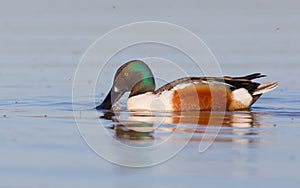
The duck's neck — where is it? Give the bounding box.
[129,77,155,97]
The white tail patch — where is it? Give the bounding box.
[252,82,278,95]
[232,88,253,107]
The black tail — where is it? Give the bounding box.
[223,73,264,93]
[227,73,266,81]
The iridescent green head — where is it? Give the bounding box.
[96,60,155,110]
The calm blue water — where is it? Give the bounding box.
[1,0,300,187]
[1,90,299,187]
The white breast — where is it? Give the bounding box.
[127,91,173,111]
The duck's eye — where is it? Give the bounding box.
[124,72,129,77]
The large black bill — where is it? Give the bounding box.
[96,89,124,110]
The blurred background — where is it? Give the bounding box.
[0,0,299,187]
[1,0,299,98]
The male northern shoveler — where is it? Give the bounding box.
[96,60,278,111]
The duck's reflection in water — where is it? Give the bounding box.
[100,110,270,143]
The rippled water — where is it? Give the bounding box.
[1,0,300,187]
[2,87,299,186]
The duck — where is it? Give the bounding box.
[96,60,278,111]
